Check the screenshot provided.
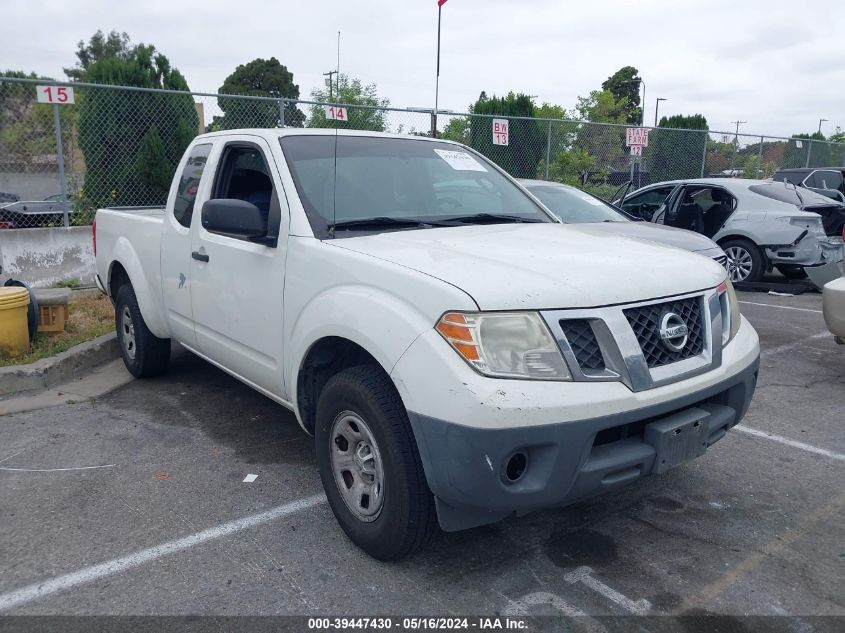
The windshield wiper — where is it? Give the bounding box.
[444,213,544,225]
[328,216,453,232]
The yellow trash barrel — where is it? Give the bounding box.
[0,287,31,359]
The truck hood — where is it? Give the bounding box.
[331,223,726,310]
[583,221,722,254]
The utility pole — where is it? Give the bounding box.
[729,120,747,172]
[818,118,828,134]
[654,97,667,127]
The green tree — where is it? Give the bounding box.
[77,41,198,208]
[648,114,709,182]
[307,74,389,131]
[571,90,629,174]
[783,132,830,168]
[468,91,545,178]
[64,30,136,81]
[213,57,304,130]
[440,116,470,143]
[0,71,78,169]
[136,126,172,201]
[601,66,642,125]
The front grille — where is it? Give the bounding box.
[559,319,605,371]
[623,297,704,368]
[714,254,728,270]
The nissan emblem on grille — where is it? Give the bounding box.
[659,312,689,352]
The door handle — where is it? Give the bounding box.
[191,251,209,263]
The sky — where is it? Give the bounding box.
[2,0,843,138]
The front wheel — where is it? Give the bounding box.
[114,284,170,378]
[722,239,765,283]
[315,365,437,561]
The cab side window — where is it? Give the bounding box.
[173,143,212,228]
[209,145,277,239]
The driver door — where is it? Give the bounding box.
[189,136,289,399]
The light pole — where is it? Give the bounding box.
[818,118,828,134]
[654,97,667,127]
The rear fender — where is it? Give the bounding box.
[108,236,170,338]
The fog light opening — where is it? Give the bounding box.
[505,452,528,482]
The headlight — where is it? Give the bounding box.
[436,312,571,380]
[718,279,741,345]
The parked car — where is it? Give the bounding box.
[0,193,72,228]
[772,167,845,203]
[822,227,845,344]
[95,129,760,560]
[0,191,20,204]
[618,178,844,283]
[519,179,727,268]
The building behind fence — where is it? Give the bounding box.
[2,76,844,229]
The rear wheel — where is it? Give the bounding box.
[315,365,437,561]
[722,239,765,283]
[775,265,808,280]
[114,284,170,378]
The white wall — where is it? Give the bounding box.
[0,227,95,288]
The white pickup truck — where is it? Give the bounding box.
[95,129,760,560]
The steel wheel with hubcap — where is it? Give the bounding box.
[315,365,437,561]
[114,284,171,378]
[722,239,764,283]
[330,411,385,522]
[120,306,136,360]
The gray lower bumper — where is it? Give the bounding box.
[408,356,759,532]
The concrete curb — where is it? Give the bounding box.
[0,332,119,397]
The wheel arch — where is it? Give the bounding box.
[295,336,391,435]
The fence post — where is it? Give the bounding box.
[52,102,70,228]
[756,136,764,178]
[805,140,812,168]
[544,120,552,180]
[700,131,708,177]
[279,99,286,128]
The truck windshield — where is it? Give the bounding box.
[280,135,552,237]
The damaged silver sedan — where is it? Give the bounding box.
[619,178,844,284]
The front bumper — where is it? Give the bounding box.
[408,354,759,531]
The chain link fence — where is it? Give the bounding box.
[2,75,844,228]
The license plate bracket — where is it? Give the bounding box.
[645,407,710,474]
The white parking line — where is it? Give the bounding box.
[739,301,823,314]
[0,493,325,612]
[760,332,831,358]
[564,566,651,615]
[735,426,845,462]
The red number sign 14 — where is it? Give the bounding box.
[36,85,75,105]
[324,105,347,121]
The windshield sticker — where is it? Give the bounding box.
[433,149,488,172]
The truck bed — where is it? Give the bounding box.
[95,206,166,304]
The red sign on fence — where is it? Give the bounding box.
[36,85,75,105]
[493,119,509,146]
[625,127,649,148]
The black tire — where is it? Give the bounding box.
[775,265,808,280]
[721,238,765,283]
[114,284,170,378]
[315,365,437,561]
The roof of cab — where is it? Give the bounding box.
[195,128,463,144]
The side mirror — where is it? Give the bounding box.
[201,199,267,239]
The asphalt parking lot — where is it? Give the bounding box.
[1,288,843,628]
